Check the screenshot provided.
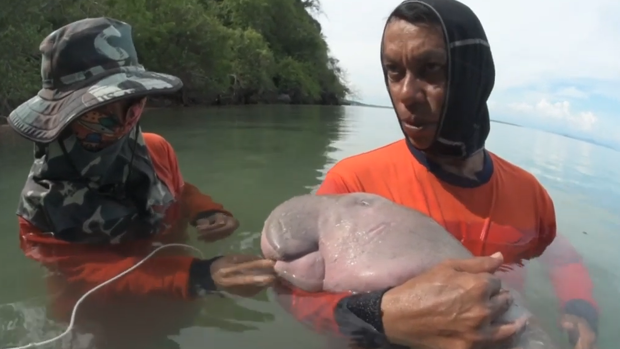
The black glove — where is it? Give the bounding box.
[188,256,222,297]
[334,288,408,349]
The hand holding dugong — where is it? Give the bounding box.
[261,192,560,349]
[380,251,527,348]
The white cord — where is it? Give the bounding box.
[5,243,204,349]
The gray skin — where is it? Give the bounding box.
[260,192,560,349]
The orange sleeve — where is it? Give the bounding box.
[537,189,599,332]
[275,283,351,335]
[276,283,395,346]
[148,133,233,222]
[180,182,233,223]
[18,217,196,300]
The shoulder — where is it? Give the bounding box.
[142,132,179,166]
[142,132,177,170]
[319,140,407,194]
[489,151,553,205]
[329,140,406,178]
[142,132,183,192]
[143,132,173,153]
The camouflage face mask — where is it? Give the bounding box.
[17,104,175,243]
[70,98,145,151]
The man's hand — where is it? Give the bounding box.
[561,314,598,349]
[210,254,276,297]
[380,252,528,349]
[196,212,239,242]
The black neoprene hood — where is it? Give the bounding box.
[381,0,496,158]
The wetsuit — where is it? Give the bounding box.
[18,132,232,320]
[275,140,599,345]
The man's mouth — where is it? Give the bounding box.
[402,118,435,130]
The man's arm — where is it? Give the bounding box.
[275,283,394,347]
[541,235,599,332]
[150,133,234,223]
[536,191,599,334]
[274,283,351,334]
[180,182,234,224]
[18,216,210,300]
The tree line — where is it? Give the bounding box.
[0,0,351,115]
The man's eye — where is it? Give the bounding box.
[385,65,403,79]
[426,63,441,72]
[384,64,396,72]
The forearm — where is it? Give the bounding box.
[180,182,232,222]
[275,283,354,335]
[54,255,196,300]
[278,274,401,348]
[21,228,220,300]
[334,289,408,349]
[541,235,599,332]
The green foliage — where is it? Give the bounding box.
[0,0,349,114]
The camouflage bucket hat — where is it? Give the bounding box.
[8,17,183,143]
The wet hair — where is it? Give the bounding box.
[388,1,441,26]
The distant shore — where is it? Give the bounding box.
[341,100,391,109]
[0,101,527,130]
[0,97,348,120]
[1,107,617,151]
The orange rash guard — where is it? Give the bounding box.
[17,133,232,319]
[275,139,599,342]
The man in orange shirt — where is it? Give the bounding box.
[8,17,275,347]
[275,1,599,349]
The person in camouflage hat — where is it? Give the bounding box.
[9,17,276,325]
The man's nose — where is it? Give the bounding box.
[399,72,426,105]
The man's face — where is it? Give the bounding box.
[381,19,447,150]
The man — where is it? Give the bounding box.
[9,17,275,347]
[275,1,599,349]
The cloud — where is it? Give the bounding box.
[506,99,597,131]
[317,0,620,141]
[555,87,589,100]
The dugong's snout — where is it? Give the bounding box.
[261,231,320,261]
[260,217,320,261]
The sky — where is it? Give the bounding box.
[315,0,620,148]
